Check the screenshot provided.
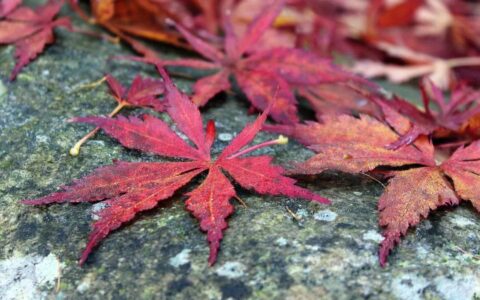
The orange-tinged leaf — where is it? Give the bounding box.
[112,22,185,47]
[378,167,459,266]
[76,0,189,52]
[275,114,434,174]
[376,0,423,27]
[91,0,115,22]
[442,141,480,211]
[279,108,480,266]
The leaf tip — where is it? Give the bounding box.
[378,233,399,267]
[21,199,36,205]
[207,242,220,267]
[315,196,331,205]
[78,256,87,267]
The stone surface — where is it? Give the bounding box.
[0,252,62,300]
[1,3,480,300]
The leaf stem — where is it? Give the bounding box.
[69,102,127,156]
[227,135,288,159]
[234,195,248,208]
[72,76,107,92]
[447,57,480,68]
[285,206,301,221]
[360,172,386,188]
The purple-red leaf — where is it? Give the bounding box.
[23,68,328,266]
[0,0,71,80]
[120,0,367,124]
[375,81,480,148]
[185,167,236,266]
[0,0,21,18]
[235,0,285,57]
[191,70,231,106]
[245,48,359,85]
[235,69,299,124]
[105,74,165,111]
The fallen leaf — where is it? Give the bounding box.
[0,0,21,18]
[121,0,359,124]
[0,0,71,80]
[372,80,480,149]
[298,83,381,121]
[376,0,423,28]
[230,0,298,51]
[69,74,165,156]
[69,0,189,49]
[104,74,165,112]
[23,68,329,266]
[270,106,480,266]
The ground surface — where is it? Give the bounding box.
[1,4,480,300]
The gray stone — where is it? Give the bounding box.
[218,133,233,142]
[362,230,384,243]
[169,249,192,269]
[391,273,429,300]
[0,253,62,300]
[313,209,338,222]
[215,262,247,279]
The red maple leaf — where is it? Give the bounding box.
[121,0,359,124]
[23,68,329,266]
[271,105,480,266]
[0,0,21,18]
[371,80,480,149]
[297,82,382,121]
[0,0,71,80]
[69,74,165,156]
[104,73,165,112]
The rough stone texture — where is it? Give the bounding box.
[1,3,480,300]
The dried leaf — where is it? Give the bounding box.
[273,109,480,266]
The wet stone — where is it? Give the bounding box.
[1,3,480,300]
